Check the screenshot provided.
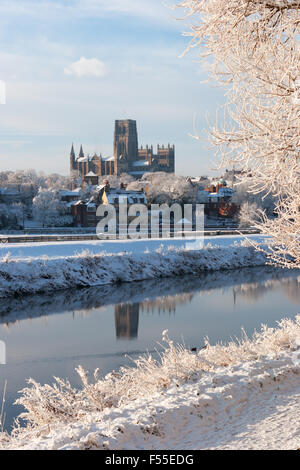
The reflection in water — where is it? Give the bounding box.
[115,303,139,339]
[140,293,194,315]
[0,267,300,340]
[114,294,195,339]
[281,277,300,303]
[233,275,300,304]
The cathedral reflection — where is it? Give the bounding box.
[114,293,194,340]
[1,268,299,340]
[232,275,300,304]
[114,303,139,339]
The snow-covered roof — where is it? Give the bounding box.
[106,194,123,204]
[210,179,228,187]
[102,156,114,162]
[0,187,19,196]
[76,157,88,163]
[132,160,150,167]
[208,192,222,199]
[96,184,106,191]
[60,190,81,197]
[218,187,234,195]
[105,189,147,205]
[66,201,77,207]
[85,171,97,177]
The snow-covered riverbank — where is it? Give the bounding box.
[1,316,300,450]
[0,236,268,298]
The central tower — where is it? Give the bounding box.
[113,119,138,175]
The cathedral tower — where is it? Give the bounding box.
[113,119,138,175]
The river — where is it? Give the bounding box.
[0,266,299,432]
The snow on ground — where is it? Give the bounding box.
[0,234,267,260]
[1,317,300,450]
[0,237,268,298]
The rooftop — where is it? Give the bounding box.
[132,160,150,167]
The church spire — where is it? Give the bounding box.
[79,145,84,158]
[70,143,76,174]
[70,143,75,158]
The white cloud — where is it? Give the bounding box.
[64,57,108,78]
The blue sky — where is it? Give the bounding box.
[0,0,225,176]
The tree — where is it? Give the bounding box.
[175,0,300,267]
[131,172,197,204]
[0,203,23,229]
[32,189,73,228]
[232,181,276,216]
[0,204,9,229]
[10,203,25,228]
[239,201,259,228]
[45,173,73,190]
[97,174,135,189]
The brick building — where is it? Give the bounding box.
[71,181,147,228]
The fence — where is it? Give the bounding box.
[0,227,260,244]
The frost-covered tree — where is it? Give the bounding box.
[238,201,259,228]
[175,0,300,267]
[0,204,9,229]
[131,172,197,204]
[232,181,276,216]
[0,171,10,188]
[0,203,24,229]
[10,203,25,227]
[45,173,73,190]
[32,189,73,228]
[97,173,135,189]
[0,170,73,195]
[6,169,42,193]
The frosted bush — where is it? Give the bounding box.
[4,315,299,436]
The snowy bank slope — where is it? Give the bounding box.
[0,241,267,298]
[1,317,300,450]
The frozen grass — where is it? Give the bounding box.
[1,316,300,449]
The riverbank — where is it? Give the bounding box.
[0,237,268,298]
[1,316,300,450]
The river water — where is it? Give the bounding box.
[0,266,299,432]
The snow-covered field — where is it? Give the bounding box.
[0,235,269,298]
[1,317,300,450]
[0,234,267,260]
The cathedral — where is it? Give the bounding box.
[70,119,175,183]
